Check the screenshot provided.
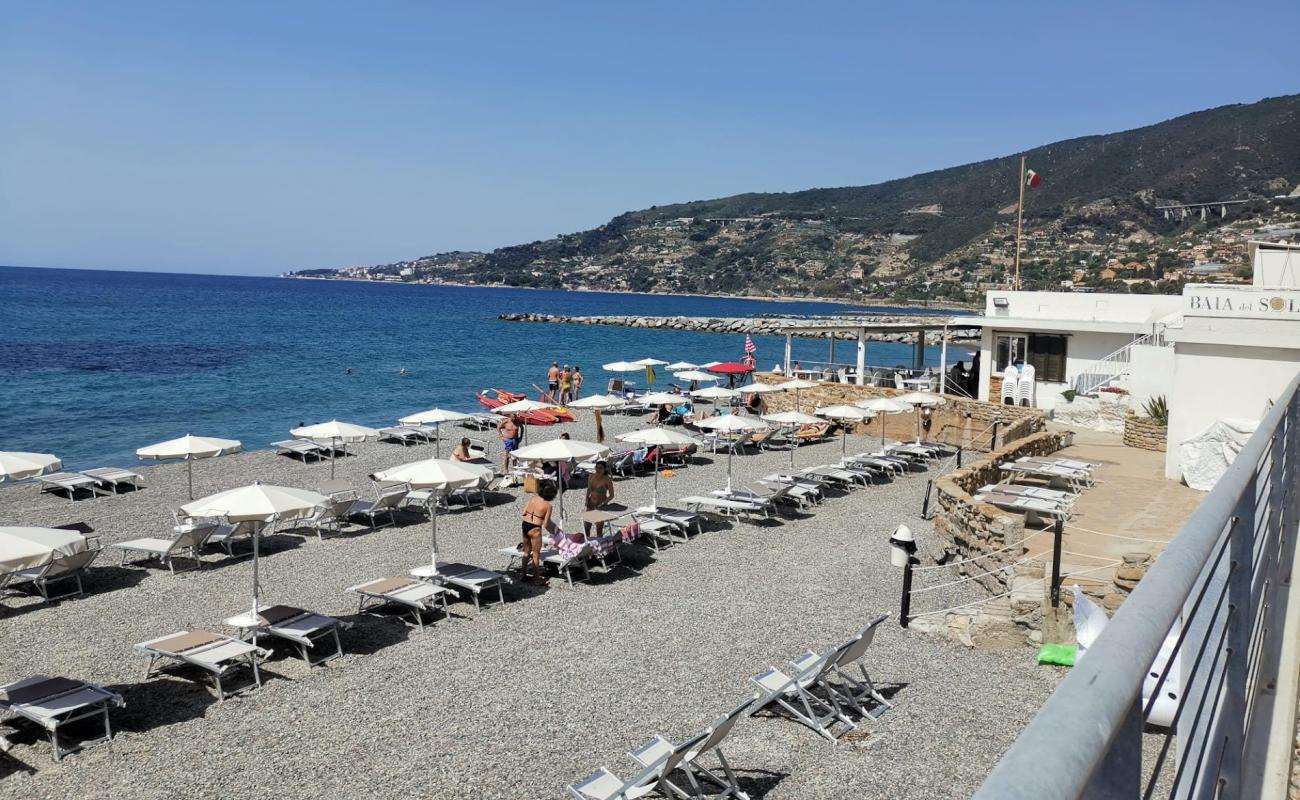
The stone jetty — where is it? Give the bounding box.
[497,312,979,344]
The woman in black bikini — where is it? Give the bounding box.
[583,462,614,538]
[519,482,557,584]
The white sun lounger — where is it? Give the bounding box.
[821,615,894,721]
[497,544,593,587]
[799,465,868,488]
[975,491,1070,521]
[758,474,825,505]
[460,413,498,431]
[112,525,212,573]
[628,695,755,799]
[750,639,858,741]
[568,724,705,800]
[2,542,102,601]
[639,506,704,537]
[347,577,451,630]
[349,484,409,529]
[273,439,326,461]
[37,472,105,502]
[80,467,144,493]
[0,676,125,761]
[241,605,352,667]
[679,495,770,521]
[378,426,424,446]
[711,482,801,512]
[135,630,270,701]
[979,483,1074,505]
[411,562,510,610]
[1000,462,1090,491]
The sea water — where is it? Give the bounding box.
[0,265,966,468]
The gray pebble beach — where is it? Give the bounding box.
[1,414,1059,799]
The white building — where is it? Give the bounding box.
[956,239,1300,484]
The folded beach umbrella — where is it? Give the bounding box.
[137,434,243,500]
[0,452,62,482]
[695,414,767,491]
[512,438,610,524]
[372,458,493,577]
[183,483,328,623]
[777,377,819,412]
[617,427,700,510]
[816,405,874,454]
[398,408,471,457]
[0,526,88,573]
[857,397,913,445]
[665,361,699,371]
[291,420,381,479]
[762,410,824,467]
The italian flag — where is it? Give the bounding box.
[1026,169,1042,188]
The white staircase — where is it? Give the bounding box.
[1071,316,1179,396]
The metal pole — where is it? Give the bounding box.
[991,421,1000,450]
[1050,516,1064,608]
[900,556,914,628]
[957,445,963,468]
[921,479,933,519]
[187,459,194,501]
[1014,155,1026,290]
[783,333,792,377]
[939,323,949,395]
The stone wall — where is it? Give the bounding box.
[754,372,1046,451]
[1123,416,1168,452]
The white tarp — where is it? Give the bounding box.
[1073,585,1180,728]
[1179,417,1259,491]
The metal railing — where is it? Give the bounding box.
[973,371,1300,799]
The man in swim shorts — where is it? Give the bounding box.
[547,362,560,399]
[498,414,521,471]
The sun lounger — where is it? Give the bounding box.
[2,541,102,601]
[800,465,868,488]
[460,413,498,431]
[497,540,593,587]
[37,472,105,502]
[757,475,824,506]
[644,506,704,537]
[1021,455,1099,471]
[240,605,352,667]
[277,494,357,541]
[0,676,125,761]
[349,483,409,529]
[79,467,144,493]
[711,483,800,512]
[273,439,326,462]
[348,577,451,630]
[975,491,1070,521]
[411,562,510,610]
[202,521,254,556]
[378,426,424,446]
[979,483,1074,505]
[845,454,907,475]
[627,695,754,799]
[679,494,771,521]
[112,525,212,572]
[568,753,686,800]
[750,639,858,741]
[135,630,269,701]
[821,615,894,721]
[1000,462,1090,491]
[793,423,832,444]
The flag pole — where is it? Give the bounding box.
[1014,155,1026,291]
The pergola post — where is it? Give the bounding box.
[828,335,836,368]
[856,327,866,385]
[784,333,793,376]
[939,323,949,394]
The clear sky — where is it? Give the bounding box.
[3,1,1297,275]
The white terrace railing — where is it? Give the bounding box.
[974,370,1300,799]
[1070,321,1180,396]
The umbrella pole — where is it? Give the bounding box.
[727,447,733,492]
[842,427,847,456]
[429,500,439,573]
[330,436,337,479]
[434,423,441,458]
[652,448,660,511]
[251,520,262,622]
[789,427,795,469]
[558,462,565,529]
[187,459,194,501]
[881,415,886,446]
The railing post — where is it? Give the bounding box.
[957,445,963,468]
[991,421,1000,451]
[1217,479,1257,796]
[921,479,933,520]
[899,555,914,628]
[1051,516,1064,608]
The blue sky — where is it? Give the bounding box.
[2,1,1297,275]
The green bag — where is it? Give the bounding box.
[1037,643,1077,667]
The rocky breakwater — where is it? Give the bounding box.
[498,312,979,344]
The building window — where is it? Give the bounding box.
[994,334,1027,373]
[1028,334,1068,383]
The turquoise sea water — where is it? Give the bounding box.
[0,265,965,468]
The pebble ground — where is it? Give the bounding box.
[0,414,1059,799]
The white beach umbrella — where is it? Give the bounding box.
[741,382,786,394]
[896,392,946,442]
[665,361,699,371]
[696,414,767,491]
[762,410,825,468]
[0,526,88,573]
[602,361,643,373]
[398,408,471,457]
[701,361,722,369]
[493,399,558,415]
[674,370,719,383]
[632,358,668,367]
[566,394,626,410]
[857,398,912,444]
[0,452,62,482]
[777,378,819,412]
[372,458,493,577]
[291,420,381,479]
[512,438,610,525]
[617,427,700,510]
[136,434,243,500]
[817,405,874,455]
[183,483,329,622]
[639,391,686,406]
[691,385,740,400]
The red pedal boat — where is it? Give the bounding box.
[476,388,575,426]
